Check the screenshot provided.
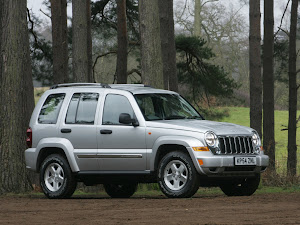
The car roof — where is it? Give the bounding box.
[50,83,178,95]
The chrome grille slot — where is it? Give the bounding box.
[218,136,255,155]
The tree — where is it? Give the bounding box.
[287,0,298,177]
[87,0,93,83]
[139,0,164,89]
[27,9,54,85]
[50,0,68,84]
[175,0,249,97]
[249,0,262,138]
[0,0,35,193]
[176,35,238,109]
[263,0,275,172]
[159,0,178,91]
[72,0,92,82]
[116,0,128,84]
[194,0,201,36]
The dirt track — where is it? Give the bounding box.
[1,192,300,225]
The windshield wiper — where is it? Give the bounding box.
[186,116,202,119]
[164,115,186,120]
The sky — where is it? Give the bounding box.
[27,0,292,33]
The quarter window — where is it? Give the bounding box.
[38,93,65,124]
[102,94,134,125]
[65,93,99,124]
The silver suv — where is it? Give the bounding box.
[25,83,269,198]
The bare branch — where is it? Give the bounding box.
[127,68,141,76]
[274,0,290,39]
[178,0,188,21]
[27,8,48,56]
[278,27,289,37]
[281,115,300,131]
[92,51,117,79]
[40,9,51,19]
[201,0,219,8]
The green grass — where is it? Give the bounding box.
[217,107,300,175]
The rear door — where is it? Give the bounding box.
[60,92,100,171]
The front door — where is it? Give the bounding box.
[97,93,146,171]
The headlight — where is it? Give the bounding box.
[252,131,260,146]
[252,131,261,154]
[205,131,218,148]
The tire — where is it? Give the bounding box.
[220,174,260,196]
[157,151,200,198]
[104,183,138,198]
[40,154,77,199]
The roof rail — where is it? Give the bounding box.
[50,83,111,89]
[110,84,152,88]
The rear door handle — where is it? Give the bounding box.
[100,129,112,134]
[61,128,72,133]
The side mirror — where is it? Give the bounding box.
[119,113,139,127]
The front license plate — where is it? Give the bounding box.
[235,157,256,166]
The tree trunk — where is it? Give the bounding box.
[86,0,93,83]
[249,0,262,138]
[287,0,298,177]
[0,0,35,194]
[116,0,128,84]
[194,0,201,37]
[72,0,91,82]
[263,0,275,172]
[139,0,164,89]
[51,0,68,84]
[159,0,178,91]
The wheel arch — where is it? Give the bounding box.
[36,138,79,172]
[151,136,204,172]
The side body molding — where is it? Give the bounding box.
[150,136,205,172]
[36,138,79,172]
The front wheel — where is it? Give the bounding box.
[104,183,138,198]
[220,174,261,196]
[40,154,77,199]
[158,151,200,198]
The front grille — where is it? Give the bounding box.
[218,136,255,154]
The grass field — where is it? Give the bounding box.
[217,107,300,175]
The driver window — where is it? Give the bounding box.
[102,94,134,125]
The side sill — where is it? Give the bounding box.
[77,170,151,175]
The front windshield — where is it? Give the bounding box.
[134,93,203,121]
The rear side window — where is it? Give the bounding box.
[38,93,65,124]
[65,93,99,124]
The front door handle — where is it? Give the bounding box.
[100,129,112,134]
[61,128,72,133]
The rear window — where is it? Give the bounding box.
[65,93,99,124]
[38,93,65,124]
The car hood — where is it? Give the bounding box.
[146,119,254,136]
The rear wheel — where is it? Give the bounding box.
[104,183,138,198]
[220,174,260,196]
[40,154,77,199]
[158,151,200,198]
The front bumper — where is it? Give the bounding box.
[194,153,269,177]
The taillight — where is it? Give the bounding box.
[26,127,32,148]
